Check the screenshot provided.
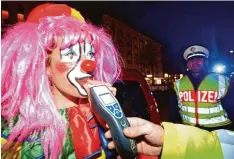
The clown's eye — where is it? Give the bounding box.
[87,51,95,59]
[60,44,80,62]
[65,50,76,59]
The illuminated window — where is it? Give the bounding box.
[156,79,161,85]
[17,13,24,22]
[146,74,153,78]
[164,73,168,78]
[2,10,9,20]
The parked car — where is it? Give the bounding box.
[114,69,161,159]
[114,69,161,124]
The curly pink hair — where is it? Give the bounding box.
[1,15,121,158]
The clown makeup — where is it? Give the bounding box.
[48,40,96,99]
[63,42,95,97]
[60,42,95,62]
[60,43,81,62]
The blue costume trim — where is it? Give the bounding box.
[84,148,102,159]
[87,115,94,122]
[1,133,40,142]
[35,154,45,159]
[90,124,98,129]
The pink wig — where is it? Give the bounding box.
[1,15,121,158]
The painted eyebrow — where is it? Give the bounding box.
[85,43,94,53]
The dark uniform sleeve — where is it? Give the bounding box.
[168,89,182,123]
[221,80,234,130]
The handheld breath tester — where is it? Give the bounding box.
[90,85,137,159]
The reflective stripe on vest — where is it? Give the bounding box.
[181,114,229,125]
[218,75,226,99]
[180,104,224,114]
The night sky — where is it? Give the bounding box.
[64,1,234,74]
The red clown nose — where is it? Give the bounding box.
[80,60,96,74]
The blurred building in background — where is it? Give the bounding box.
[103,15,163,79]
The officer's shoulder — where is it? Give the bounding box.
[208,73,230,81]
[178,75,188,81]
[173,76,187,85]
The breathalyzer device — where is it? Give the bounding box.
[90,85,137,159]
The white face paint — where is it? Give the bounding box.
[60,42,95,97]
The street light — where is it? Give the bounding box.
[213,64,226,74]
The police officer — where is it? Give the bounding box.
[168,45,234,131]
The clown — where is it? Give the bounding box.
[1,3,121,159]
